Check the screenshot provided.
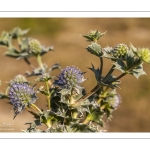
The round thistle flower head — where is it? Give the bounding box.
[112,43,129,60]
[9,83,37,118]
[29,39,42,54]
[10,74,27,85]
[54,66,86,89]
[137,48,150,64]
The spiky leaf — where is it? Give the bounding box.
[130,64,146,79]
[126,49,135,68]
[83,30,106,42]
[0,31,11,47]
[10,27,30,39]
[86,43,102,57]
[88,63,101,82]
[114,59,127,73]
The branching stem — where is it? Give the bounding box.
[36,54,45,71]
[99,57,103,81]
[102,65,115,83]
[30,103,43,115]
[110,59,142,83]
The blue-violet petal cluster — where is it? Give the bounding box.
[9,83,37,118]
[54,66,86,89]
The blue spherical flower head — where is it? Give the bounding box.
[54,66,86,90]
[9,83,37,119]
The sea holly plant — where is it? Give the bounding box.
[0,27,149,132]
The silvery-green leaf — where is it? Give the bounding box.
[39,89,49,96]
[5,46,20,58]
[0,31,11,47]
[20,38,29,51]
[49,63,61,73]
[0,93,8,99]
[130,64,146,79]
[59,88,71,95]
[113,59,127,73]
[104,75,120,89]
[130,43,137,54]
[86,43,102,57]
[26,66,45,76]
[40,46,54,56]
[126,49,135,68]
[10,27,30,39]
[103,46,113,59]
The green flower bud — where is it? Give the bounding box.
[9,74,27,85]
[36,73,53,82]
[113,44,129,60]
[14,74,27,83]
[29,39,42,54]
[89,30,97,37]
[137,48,150,64]
[83,30,106,42]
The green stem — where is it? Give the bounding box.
[30,103,43,115]
[46,81,52,110]
[83,117,90,124]
[104,86,109,92]
[97,86,109,104]
[72,110,78,119]
[36,54,45,71]
[69,89,76,105]
[44,120,52,129]
[102,65,115,83]
[110,73,126,83]
[99,57,103,81]
[17,37,22,49]
[70,96,75,105]
[26,107,40,117]
[110,60,142,83]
